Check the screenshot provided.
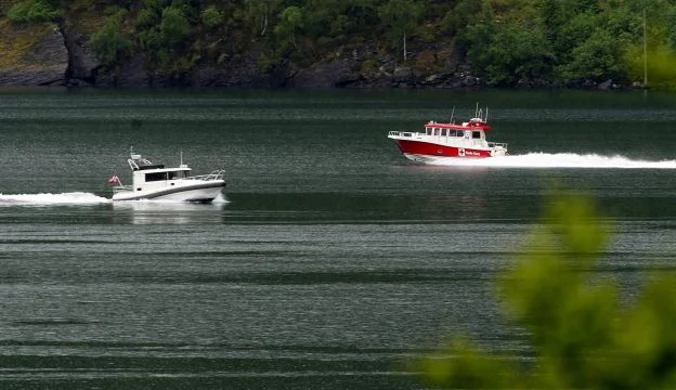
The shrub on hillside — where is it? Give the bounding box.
[7,0,60,23]
[89,11,131,66]
[201,5,223,31]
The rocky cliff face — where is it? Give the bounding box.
[60,24,101,84]
[0,18,484,89]
[0,24,68,86]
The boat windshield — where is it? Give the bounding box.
[168,170,187,179]
[130,156,165,171]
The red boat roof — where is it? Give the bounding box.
[425,118,492,131]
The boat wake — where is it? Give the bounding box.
[431,153,676,169]
[113,192,230,206]
[0,191,229,206]
[212,193,230,204]
[0,192,112,206]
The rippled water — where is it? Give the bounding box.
[1,88,676,389]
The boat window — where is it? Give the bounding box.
[456,131,464,137]
[472,131,482,139]
[426,128,431,135]
[145,172,167,182]
[441,129,447,136]
[434,128,441,136]
[168,170,185,180]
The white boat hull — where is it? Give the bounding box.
[112,180,225,203]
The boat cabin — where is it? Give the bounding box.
[123,153,194,193]
[423,118,492,146]
[424,126,484,141]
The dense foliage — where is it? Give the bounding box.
[4,0,676,86]
[6,0,60,23]
[421,191,676,388]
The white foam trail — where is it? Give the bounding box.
[112,192,229,205]
[430,153,676,169]
[0,192,111,206]
[213,193,230,204]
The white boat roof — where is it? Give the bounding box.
[137,167,192,173]
[129,152,191,172]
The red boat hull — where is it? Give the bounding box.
[394,139,492,158]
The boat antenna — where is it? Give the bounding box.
[475,102,479,118]
[485,107,489,122]
[450,106,455,124]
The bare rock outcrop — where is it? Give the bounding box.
[95,54,151,87]
[0,27,68,86]
[60,24,101,84]
[288,58,362,88]
[191,49,289,88]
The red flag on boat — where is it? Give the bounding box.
[107,175,120,185]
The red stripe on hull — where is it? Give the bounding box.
[394,140,492,158]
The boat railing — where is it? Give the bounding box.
[488,142,508,148]
[188,170,225,181]
[112,184,133,194]
[389,131,421,138]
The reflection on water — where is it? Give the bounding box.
[112,199,228,225]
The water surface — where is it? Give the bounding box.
[1,88,676,389]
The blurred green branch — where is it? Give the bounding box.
[420,191,676,389]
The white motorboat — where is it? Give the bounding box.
[109,150,225,203]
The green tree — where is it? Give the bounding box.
[626,43,676,89]
[623,1,676,88]
[302,0,346,43]
[241,0,283,38]
[134,7,160,31]
[420,192,676,389]
[89,8,131,66]
[558,28,627,83]
[201,5,223,31]
[344,0,380,35]
[7,0,60,23]
[159,5,192,48]
[274,5,303,51]
[470,22,553,86]
[378,0,423,63]
[462,1,552,86]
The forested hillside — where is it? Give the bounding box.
[1,0,675,88]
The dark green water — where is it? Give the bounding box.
[1,88,676,389]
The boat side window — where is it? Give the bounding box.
[434,128,441,136]
[456,131,464,137]
[441,129,448,136]
[168,170,184,180]
[426,128,431,135]
[472,131,482,139]
[145,172,167,182]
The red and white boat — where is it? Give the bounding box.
[388,107,508,163]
